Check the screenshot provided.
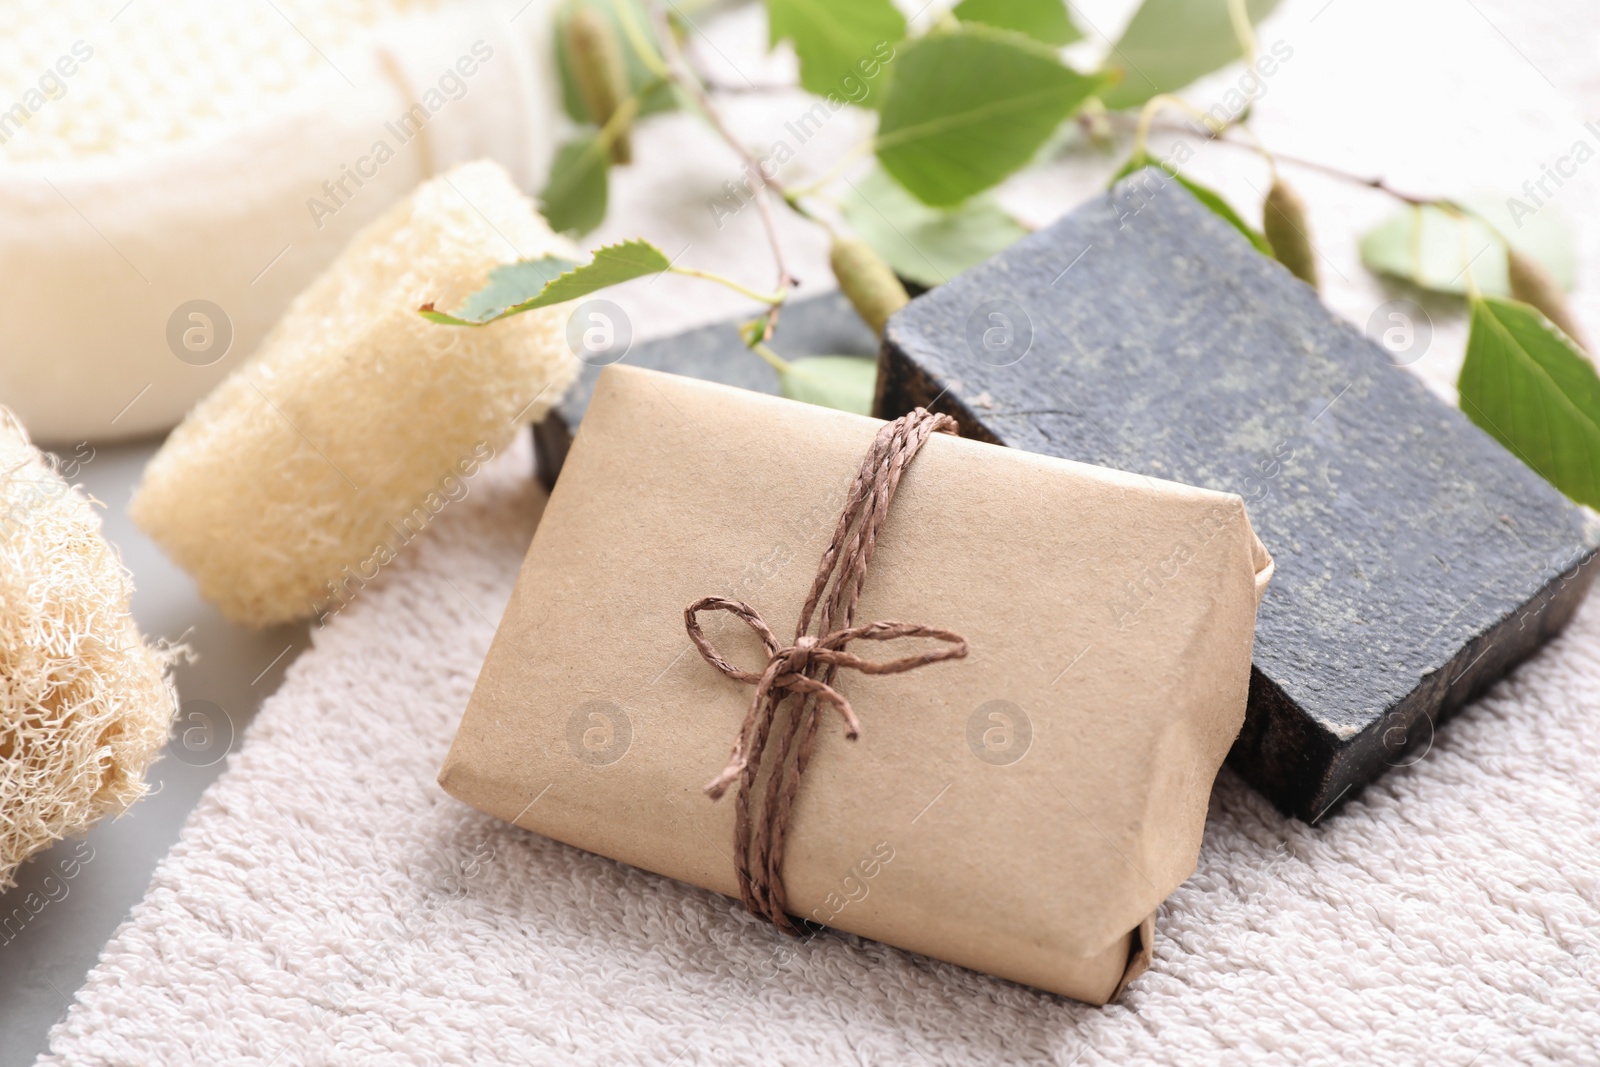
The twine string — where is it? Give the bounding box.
[683,409,967,933]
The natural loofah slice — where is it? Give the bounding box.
[0,409,177,890]
[131,160,579,627]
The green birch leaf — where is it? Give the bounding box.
[1111,155,1270,255]
[432,258,578,326]
[779,356,878,414]
[556,0,677,122]
[422,239,669,326]
[952,0,1081,46]
[540,132,610,236]
[1457,295,1600,507]
[876,25,1108,206]
[1100,0,1280,110]
[766,0,903,103]
[840,166,1028,287]
[1359,194,1575,299]
[1171,173,1271,256]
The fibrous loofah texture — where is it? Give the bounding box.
[131,160,579,627]
[0,0,458,163]
[0,409,177,891]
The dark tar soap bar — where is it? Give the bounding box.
[877,168,1600,822]
[534,291,877,488]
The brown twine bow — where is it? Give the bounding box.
[683,408,968,934]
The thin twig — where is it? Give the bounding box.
[751,341,793,373]
[701,75,793,94]
[678,34,790,95]
[649,1,796,339]
[668,265,787,304]
[1259,146,1433,205]
[786,141,875,202]
[1132,116,1434,205]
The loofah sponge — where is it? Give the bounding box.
[131,160,579,627]
[1,409,177,890]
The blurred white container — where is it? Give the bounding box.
[0,0,560,444]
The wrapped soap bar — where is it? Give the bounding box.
[440,365,1272,1003]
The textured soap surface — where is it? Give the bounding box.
[878,169,1600,821]
[533,291,877,486]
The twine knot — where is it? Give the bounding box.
[683,408,968,934]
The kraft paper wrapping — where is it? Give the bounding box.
[440,365,1273,1004]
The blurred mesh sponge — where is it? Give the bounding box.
[0,0,456,162]
[0,408,177,890]
[131,160,578,627]
[0,0,561,442]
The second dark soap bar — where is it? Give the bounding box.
[877,169,1600,822]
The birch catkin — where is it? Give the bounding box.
[830,235,909,336]
[1263,177,1319,288]
[1508,246,1588,352]
[566,6,632,165]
